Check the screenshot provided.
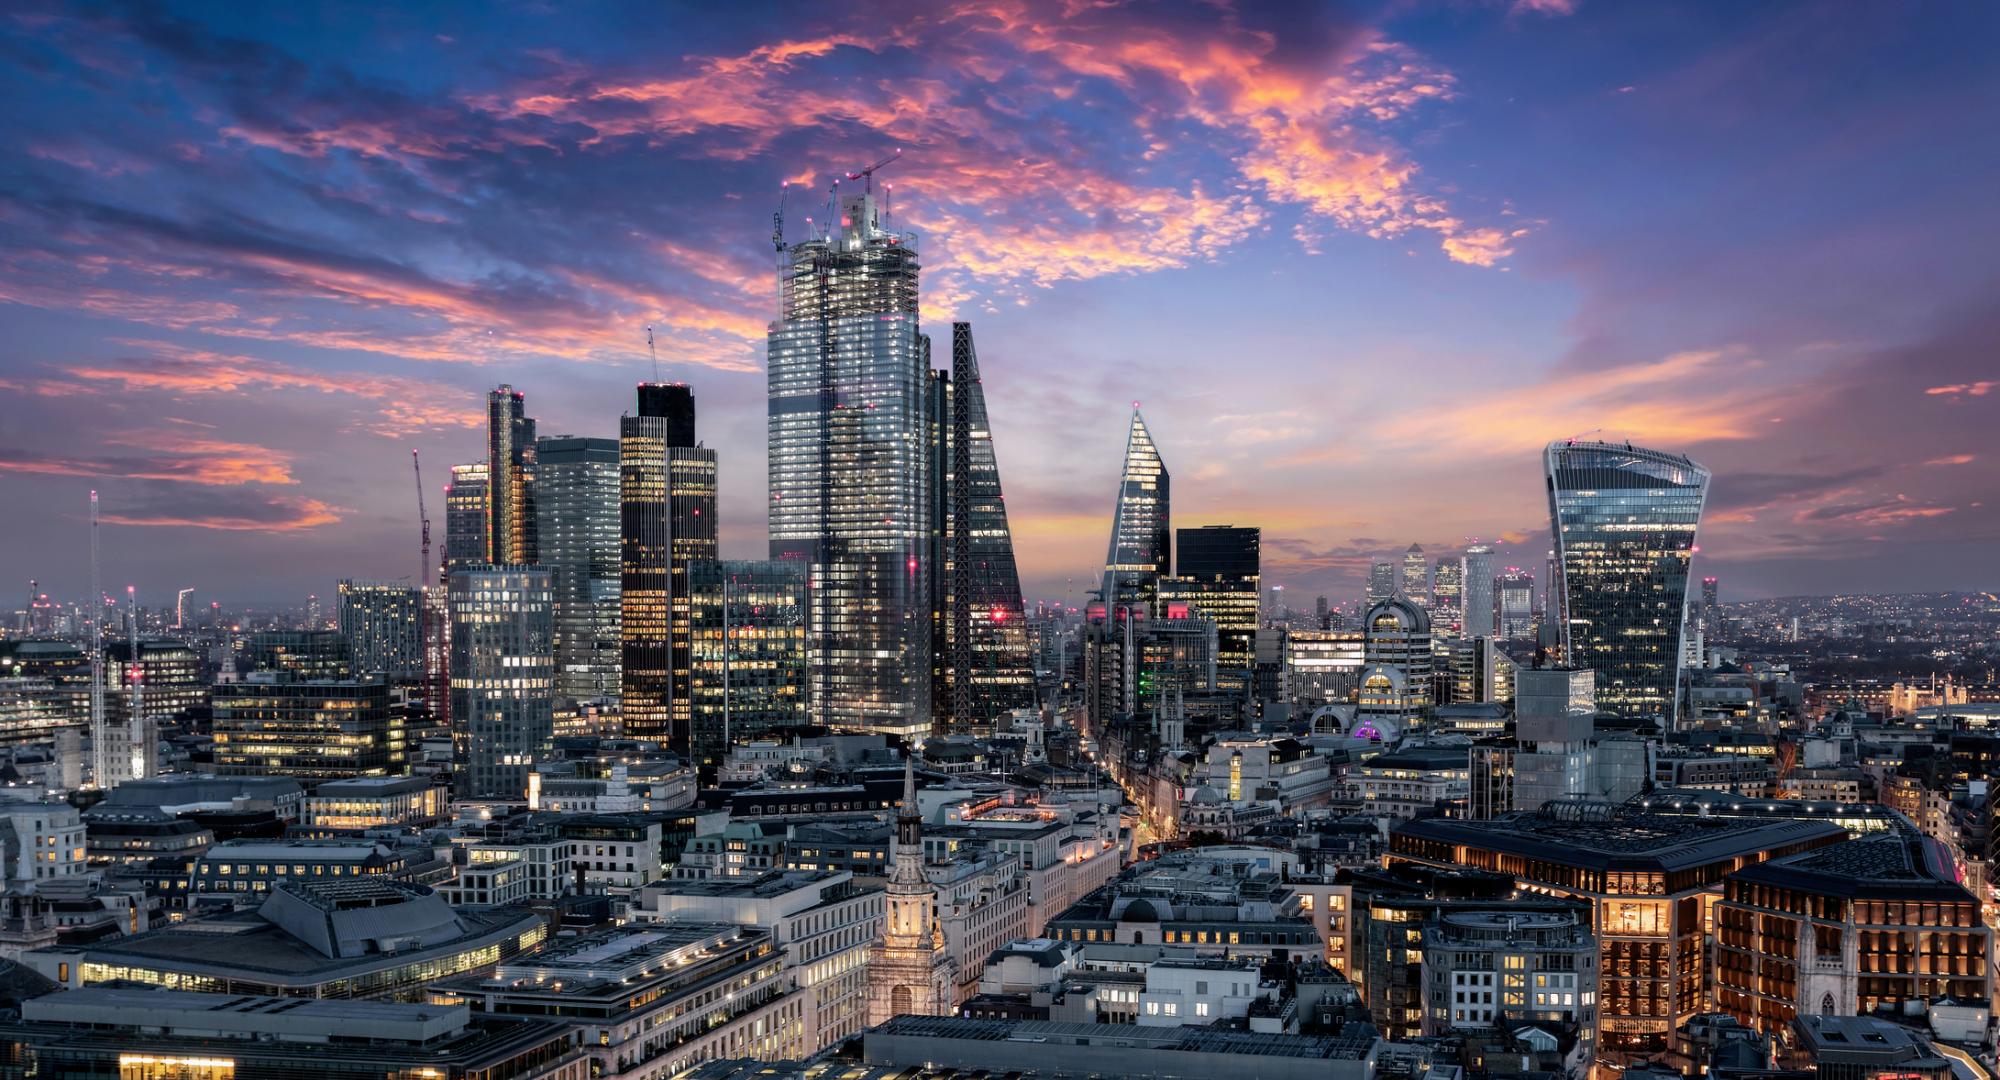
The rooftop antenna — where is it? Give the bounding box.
[88,491,107,787]
[646,325,658,382]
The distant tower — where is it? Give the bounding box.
[1460,543,1496,640]
[485,385,539,565]
[867,756,956,1023]
[1431,557,1463,630]
[1366,562,1395,606]
[1400,544,1429,606]
[1546,439,1709,728]
[1101,407,1171,613]
[443,463,490,576]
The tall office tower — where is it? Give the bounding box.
[1101,407,1171,613]
[1431,558,1463,629]
[768,187,931,739]
[1459,543,1496,640]
[932,323,1035,732]
[622,383,719,752]
[336,581,425,681]
[1700,576,1720,637]
[1496,569,1536,638]
[536,435,622,706]
[448,565,553,799]
[687,560,808,759]
[1545,440,1710,727]
[1164,525,1260,673]
[485,385,539,565]
[1314,595,1330,629]
[1366,562,1395,605]
[443,463,490,575]
[1400,544,1429,606]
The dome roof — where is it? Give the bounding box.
[1365,595,1431,636]
[1120,898,1166,923]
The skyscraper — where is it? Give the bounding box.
[536,435,622,706]
[1545,440,1710,727]
[622,384,718,752]
[442,463,489,576]
[1431,558,1463,630]
[1366,562,1395,605]
[485,385,538,565]
[1400,544,1429,606]
[768,187,931,738]
[1700,576,1721,638]
[932,323,1035,732]
[1101,407,1171,612]
[1164,525,1260,674]
[449,565,553,799]
[1460,543,1496,640]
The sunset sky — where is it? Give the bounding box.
[2,1,1996,608]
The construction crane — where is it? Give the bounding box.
[772,182,789,252]
[845,148,901,194]
[412,450,431,587]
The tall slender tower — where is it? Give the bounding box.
[933,323,1035,732]
[537,435,622,705]
[867,756,955,1023]
[622,384,717,753]
[1460,542,1496,640]
[443,463,490,576]
[768,187,931,738]
[485,385,538,565]
[1545,440,1709,727]
[450,565,554,798]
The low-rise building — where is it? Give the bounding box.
[1346,745,1469,820]
[861,1015,1379,1080]
[0,987,586,1080]
[441,925,805,1080]
[189,838,421,903]
[1420,908,1598,1066]
[305,776,446,830]
[0,802,86,888]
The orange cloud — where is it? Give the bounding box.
[1925,380,1995,397]
[1925,453,1976,466]
[100,496,345,532]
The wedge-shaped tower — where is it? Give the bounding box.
[1101,407,1171,612]
[935,323,1035,731]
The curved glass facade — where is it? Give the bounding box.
[1544,441,1710,727]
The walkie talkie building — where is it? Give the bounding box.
[767,188,931,738]
[1544,440,1709,727]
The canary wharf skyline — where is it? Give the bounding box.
[3,1,1997,605]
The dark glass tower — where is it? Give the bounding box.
[1101,407,1170,611]
[621,384,717,753]
[932,322,1035,732]
[484,385,538,565]
[1163,525,1260,674]
[1545,439,1710,727]
[767,189,931,739]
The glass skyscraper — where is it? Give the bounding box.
[932,322,1035,732]
[536,435,622,706]
[767,189,931,738]
[1163,525,1260,674]
[1101,407,1170,612]
[1399,543,1429,606]
[622,384,718,751]
[442,462,489,576]
[484,386,538,565]
[687,559,808,758]
[448,564,553,799]
[1544,440,1710,727]
[1460,542,1496,640]
[336,580,424,681]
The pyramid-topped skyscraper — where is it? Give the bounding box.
[1101,407,1171,612]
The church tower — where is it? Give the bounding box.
[867,756,957,1023]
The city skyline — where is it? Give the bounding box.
[4,3,1999,605]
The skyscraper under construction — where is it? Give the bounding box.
[767,186,931,738]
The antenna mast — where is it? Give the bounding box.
[89,491,107,788]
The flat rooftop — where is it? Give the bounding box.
[1396,808,1845,873]
[1731,833,1977,901]
[643,869,844,897]
[871,1016,1377,1060]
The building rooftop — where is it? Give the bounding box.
[643,869,846,898]
[1395,805,1845,873]
[312,776,436,796]
[870,1015,1378,1060]
[1730,833,1977,901]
